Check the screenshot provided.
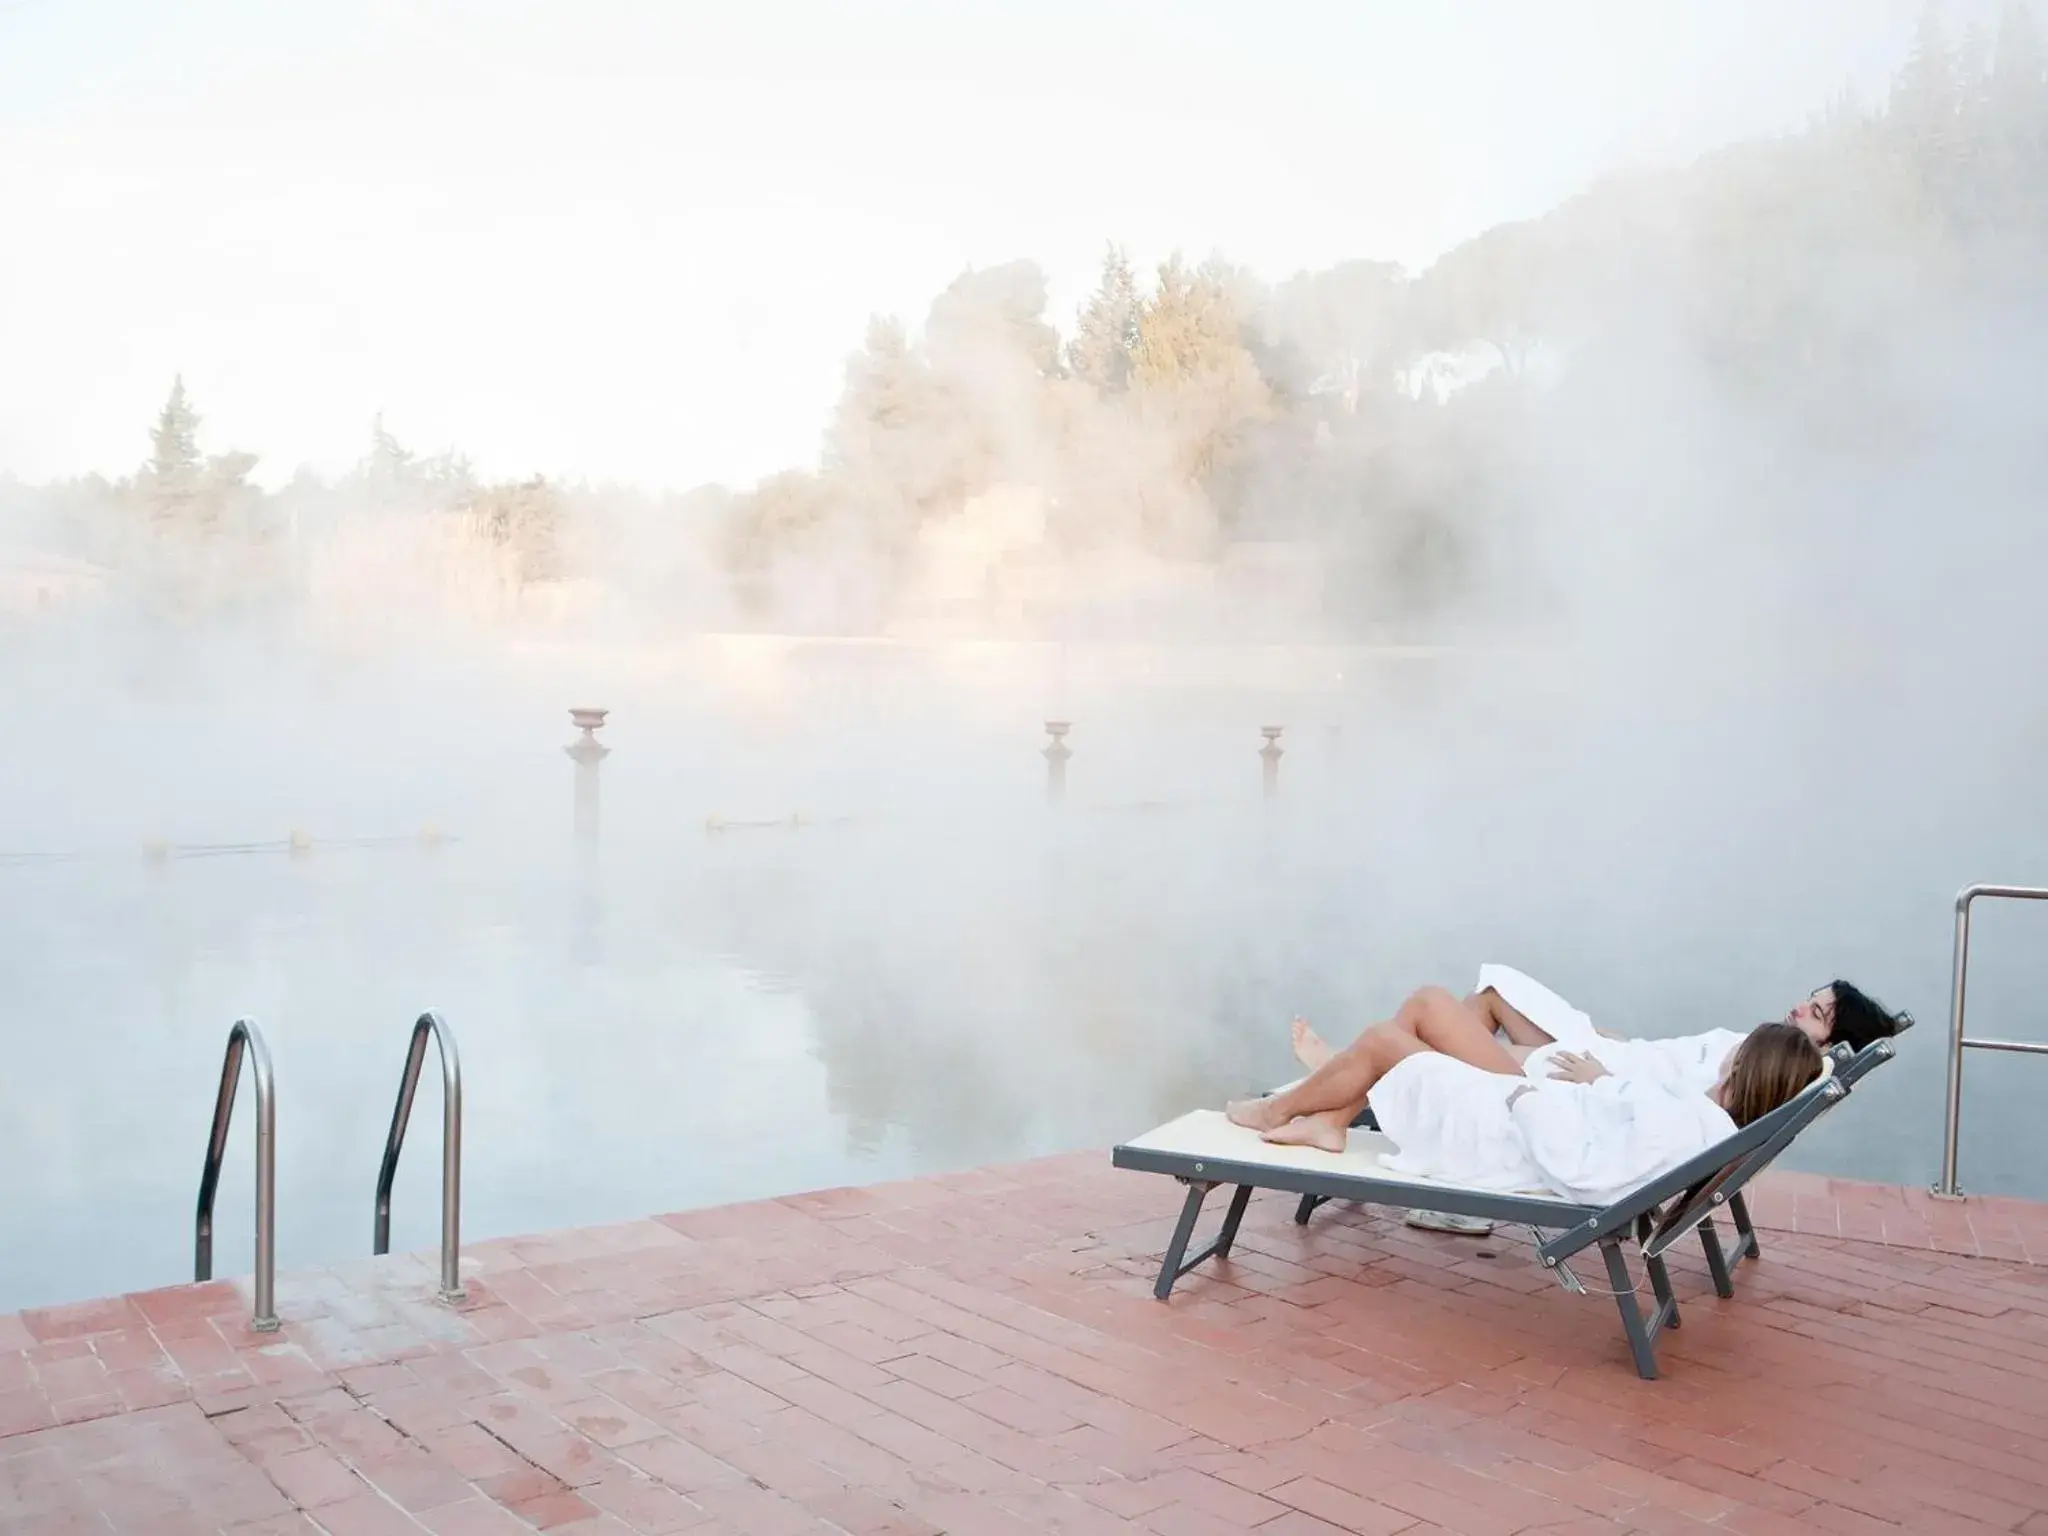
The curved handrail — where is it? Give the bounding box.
[1936,883,2048,1198]
[194,1018,279,1331]
[373,1011,465,1300]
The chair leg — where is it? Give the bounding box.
[1152,1182,1254,1300]
[1698,1216,1736,1299]
[1600,1237,1660,1381]
[1154,1183,1212,1300]
[1632,1211,1680,1329]
[1294,1193,1325,1227]
[1729,1192,1761,1260]
[1644,1250,1680,1331]
[1212,1184,1254,1260]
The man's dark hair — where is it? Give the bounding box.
[1829,980,1909,1052]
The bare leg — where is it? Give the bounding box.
[1239,987,1523,1133]
[1253,1028,1433,1146]
[1467,987,1557,1049]
[1401,987,1527,1077]
[1229,1020,1427,1133]
[1236,986,1534,1153]
[1291,1018,1333,1071]
[1299,988,1531,1078]
[1262,1109,1358,1152]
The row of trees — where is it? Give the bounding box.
[7,2,2046,636]
[44,378,570,619]
[718,0,2048,627]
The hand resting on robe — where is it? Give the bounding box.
[1547,1050,1612,1084]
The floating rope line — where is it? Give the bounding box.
[1,828,456,867]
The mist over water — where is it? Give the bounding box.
[6,2,2048,1313]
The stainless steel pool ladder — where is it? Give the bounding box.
[373,1011,466,1301]
[1935,883,2048,1198]
[194,1018,279,1331]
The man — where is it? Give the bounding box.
[1281,968,1907,1234]
[1290,967,1907,1098]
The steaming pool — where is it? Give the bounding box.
[5,816,2036,1319]
[3,812,1338,1313]
[3,641,2043,1314]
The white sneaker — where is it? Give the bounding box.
[1404,1210,1494,1236]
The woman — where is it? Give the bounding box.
[1226,1010,1824,1207]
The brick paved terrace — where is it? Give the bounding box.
[4,1154,2047,1535]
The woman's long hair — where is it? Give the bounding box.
[1723,1022,1824,1127]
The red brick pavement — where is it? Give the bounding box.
[4,1158,2047,1533]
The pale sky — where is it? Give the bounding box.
[0,0,1928,492]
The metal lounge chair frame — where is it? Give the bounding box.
[1111,1032,1902,1380]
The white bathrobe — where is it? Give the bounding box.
[1475,962,1749,1098]
[1369,1050,1738,1207]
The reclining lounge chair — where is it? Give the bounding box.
[1111,1032,1902,1380]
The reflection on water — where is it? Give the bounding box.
[0,819,1285,1313]
[3,643,2046,1313]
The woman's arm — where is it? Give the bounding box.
[1547,1051,1611,1084]
[1508,1078,1723,1204]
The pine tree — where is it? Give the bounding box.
[1068,244,1141,392]
[1960,16,1994,117]
[1893,3,1961,194]
[132,375,264,609]
[368,413,415,481]
[147,376,202,495]
[1992,0,2048,108]
[1988,0,2048,223]
[1132,256,1226,386]
[137,374,213,546]
[1130,255,1271,499]
[825,315,942,544]
[833,317,924,449]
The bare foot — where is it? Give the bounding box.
[1261,1114,1348,1153]
[1291,1016,1333,1072]
[1225,1097,1288,1133]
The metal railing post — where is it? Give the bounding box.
[1937,893,1974,1198]
[373,1011,465,1301]
[194,1018,279,1331]
[1934,883,2048,1199]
